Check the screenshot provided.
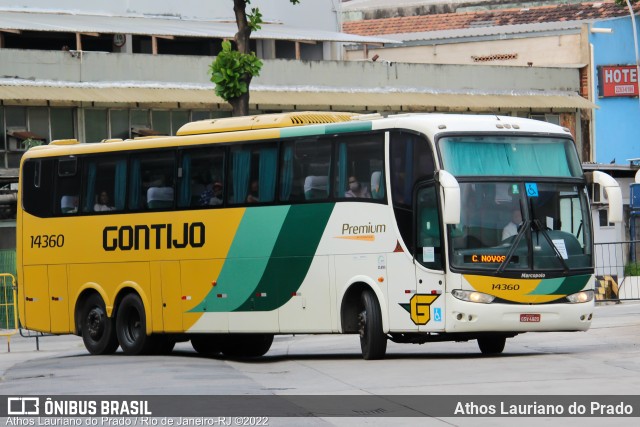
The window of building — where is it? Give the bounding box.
[51,108,75,141]
[110,110,130,140]
[84,109,108,143]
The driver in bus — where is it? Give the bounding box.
[502,208,523,240]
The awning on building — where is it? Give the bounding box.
[0,84,596,112]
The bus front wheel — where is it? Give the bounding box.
[358,289,387,360]
[477,336,506,355]
[116,293,153,355]
[81,294,119,355]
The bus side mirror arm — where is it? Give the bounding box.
[436,170,461,225]
[590,171,623,223]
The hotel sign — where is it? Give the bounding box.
[598,65,639,97]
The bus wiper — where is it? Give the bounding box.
[496,219,529,273]
[532,218,570,272]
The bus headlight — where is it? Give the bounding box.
[566,290,594,304]
[452,289,495,304]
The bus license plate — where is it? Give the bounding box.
[520,313,541,322]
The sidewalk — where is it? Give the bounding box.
[0,333,85,379]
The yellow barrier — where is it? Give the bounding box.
[0,273,18,352]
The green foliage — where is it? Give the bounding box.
[209,40,263,102]
[615,0,639,6]
[624,261,640,276]
[22,138,43,150]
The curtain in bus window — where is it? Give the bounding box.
[129,158,142,209]
[114,160,127,210]
[403,140,413,205]
[337,142,347,198]
[280,145,293,201]
[259,147,277,203]
[440,140,572,177]
[232,149,251,203]
[83,162,97,212]
[178,153,192,207]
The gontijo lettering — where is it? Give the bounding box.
[103,222,205,251]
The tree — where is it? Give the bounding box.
[210,0,300,117]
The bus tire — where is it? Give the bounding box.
[477,336,506,355]
[359,289,387,360]
[221,334,273,358]
[151,335,176,355]
[191,336,223,356]
[116,293,153,355]
[81,294,119,355]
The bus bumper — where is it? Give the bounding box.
[445,293,594,333]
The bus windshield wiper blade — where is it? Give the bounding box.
[496,220,529,273]
[532,219,570,272]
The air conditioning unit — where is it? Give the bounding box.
[590,183,608,204]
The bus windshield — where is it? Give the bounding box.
[438,136,583,177]
[444,181,593,273]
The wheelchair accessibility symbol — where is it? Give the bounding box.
[433,308,442,322]
[525,183,539,197]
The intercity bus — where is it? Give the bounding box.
[16,111,622,359]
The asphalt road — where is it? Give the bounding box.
[1,301,639,426]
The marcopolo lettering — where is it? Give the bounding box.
[103,222,205,251]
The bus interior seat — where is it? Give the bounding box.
[371,171,384,199]
[60,195,79,214]
[304,176,328,200]
[147,186,174,209]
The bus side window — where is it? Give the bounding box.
[334,134,384,200]
[55,157,81,216]
[129,151,175,210]
[82,157,127,213]
[178,147,225,208]
[22,159,55,218]
[280,138,331,202]
[230,144,277,205]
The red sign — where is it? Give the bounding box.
[520,313,541,323]
[598,65,639,97]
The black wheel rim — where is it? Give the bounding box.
[86,306,105,341]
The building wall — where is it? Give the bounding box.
[0,49,582,92]
[0,0,341,31]
[591,16,640,165]
[345,33,583,67]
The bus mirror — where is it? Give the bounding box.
[593,171,623,223]
[437,170,461,225]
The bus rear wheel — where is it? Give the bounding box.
[221,334,274,358]
[81,294,119,355]
[358,289,387,360]
[191,335,223,356]
[116,293,153,355]
[477,336,506,355]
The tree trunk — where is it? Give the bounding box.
[230,91,250,117]
[232,0,252,116]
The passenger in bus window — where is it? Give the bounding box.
[60,195,79,214]
[209,181,224,206]
[94,190,114,212]
[247,180,259,203]
[345,176,371,198]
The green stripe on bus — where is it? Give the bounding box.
[234,203,335,311]
[280,121,373,139]
[527,275,590,295]
[189,206,290,312]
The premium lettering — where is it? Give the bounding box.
[103,222,205,251]
[342,222,386,235]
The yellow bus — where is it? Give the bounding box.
[17,111,622,359]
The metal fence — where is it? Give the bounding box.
[0,273,18,350]
[594,241,640,302]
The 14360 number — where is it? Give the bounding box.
[30,234,65,248]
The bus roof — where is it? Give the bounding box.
[30,112,573,160]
